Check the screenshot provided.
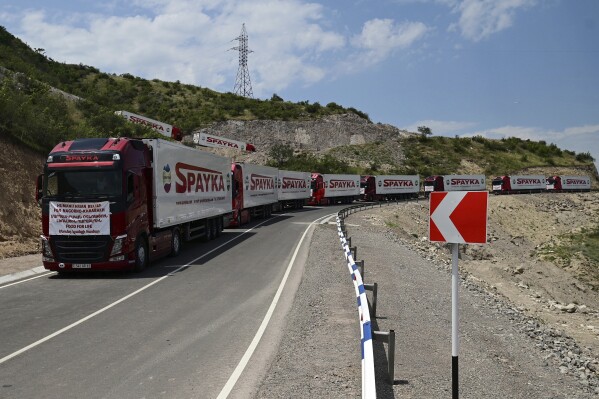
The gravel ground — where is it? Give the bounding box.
[254,206,599,398]
[254,223,361,398]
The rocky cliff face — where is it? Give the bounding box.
[189,113,412,163]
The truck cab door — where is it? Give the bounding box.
[126,171,148,237]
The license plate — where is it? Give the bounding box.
[72,263,92,269]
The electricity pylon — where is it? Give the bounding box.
[231,23,254,98]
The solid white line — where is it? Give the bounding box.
[0,271,55,289]
[0,218,276,366]
[319,214,336,224]
[216,212,335,399]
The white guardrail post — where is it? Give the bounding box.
[337,214,377,399]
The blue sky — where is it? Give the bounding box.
[1,0,598,168]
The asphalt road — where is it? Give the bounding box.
[0,206,341,399]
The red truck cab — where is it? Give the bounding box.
[360,175,376,201]
[546,176,562,191]
[309,173,325,205]
[423,175,444,196]
[492,176,511,193]
[36,138,168,272]
[230,163,248,226]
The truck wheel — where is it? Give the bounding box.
[170,228,181,257]
[134,236,148,272]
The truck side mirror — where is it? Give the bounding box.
[36,174,43,204]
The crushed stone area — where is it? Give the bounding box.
[255,199,599,397]
[345,202,599,397]
[366,194,599,354]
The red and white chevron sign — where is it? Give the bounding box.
[429,191,488,244]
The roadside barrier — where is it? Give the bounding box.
[337,213,376,398]
[336,201,401,398]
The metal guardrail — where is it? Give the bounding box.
[337,213,376,398]
[336,201,403,397]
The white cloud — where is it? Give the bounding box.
[6,0,349,95]
[449,0,536,41]
[350,18,429,64]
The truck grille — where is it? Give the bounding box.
[52,236,111,263]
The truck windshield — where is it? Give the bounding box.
[45,170,122,199]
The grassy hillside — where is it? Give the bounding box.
[0,24,595,178]
[0,25,368,154]
[323,134,596,177]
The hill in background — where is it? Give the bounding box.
[0,24,598,259]
[1,24,596,175]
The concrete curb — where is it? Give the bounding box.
[0,266,49,286]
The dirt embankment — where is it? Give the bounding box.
[0,135,45,259]
[368,192,599,354]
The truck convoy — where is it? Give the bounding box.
[492,175,592,193]
[36,135,593,272]
[360,175,420,201]
[36,137,319,272]
[309,173,361,205]
[423,175,486,195]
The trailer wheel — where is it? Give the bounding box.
[210,218,218,239]
[134,236,148,272]
[205,219,213,241]
[216,217,222,237]
[170,228,181,257]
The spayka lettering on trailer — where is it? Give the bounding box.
[175,163,226,194]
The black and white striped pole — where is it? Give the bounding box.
[451,243,459,399]
[429,190,488,399]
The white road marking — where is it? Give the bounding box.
[0,272,55,289]
[216,212,336,399]
[0,217,278,366]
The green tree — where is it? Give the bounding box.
[268,143,294,166]
[417,126,432,137]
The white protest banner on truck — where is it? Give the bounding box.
[49,201,110,235]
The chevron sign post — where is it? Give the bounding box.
[429,191,488,399]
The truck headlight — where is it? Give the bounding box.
[40,235,54,261]
[110,235,127,256]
